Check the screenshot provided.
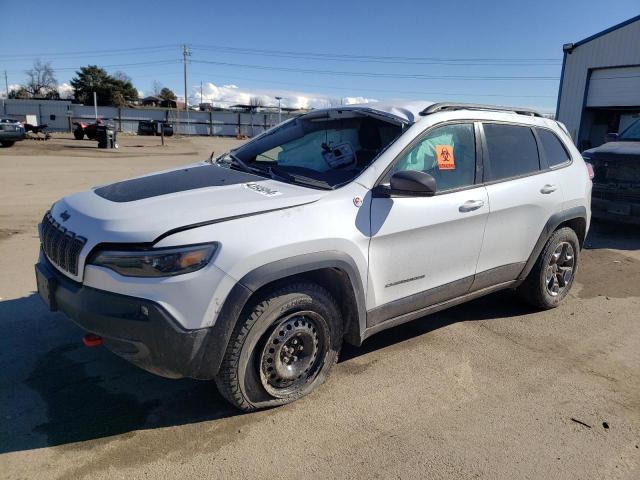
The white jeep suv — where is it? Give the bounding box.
[35,102,592,410]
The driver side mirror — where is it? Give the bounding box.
[374,170,437,197]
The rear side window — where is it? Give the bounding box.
[536,128,571,167]
[483,124,540,181]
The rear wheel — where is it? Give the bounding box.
[517,227,579,309]
[215,282,342,411]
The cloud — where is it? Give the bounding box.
[190,82,377,109]
[57,83,74,99]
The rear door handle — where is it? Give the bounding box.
[459,199,485,212]
[540,184,557,194]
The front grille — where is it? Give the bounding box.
[40,212,86,275]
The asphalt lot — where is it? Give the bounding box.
[1,134,639,479]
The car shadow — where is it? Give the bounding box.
[0,288,533,454]
[585,220,640,251]
[341,289,534,362]
[0,294,242,454]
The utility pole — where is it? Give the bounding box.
[275,96,282,124]
[182,44,191,111]
[200,80,203,106]
[4,70,8,98]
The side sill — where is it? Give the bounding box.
[361,280,516,342]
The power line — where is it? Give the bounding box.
[0,45,179,60]
[190,44,561,66]
[190,59,559,81]
[4,60,179,75]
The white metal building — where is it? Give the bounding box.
[556,15,640,150]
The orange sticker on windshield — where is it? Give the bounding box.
[436,145,455,170]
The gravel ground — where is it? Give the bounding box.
[1,134,638,479]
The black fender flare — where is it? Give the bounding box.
[196,251,367,378]
[517,206,587,283]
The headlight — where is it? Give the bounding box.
[90,243,217,277]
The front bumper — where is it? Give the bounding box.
[0,130,25,142]
[35,256,250,379]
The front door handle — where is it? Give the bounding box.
[540,184,557,194]
[459,199,485,212]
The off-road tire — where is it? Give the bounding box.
[215,282,342,411]
[517,227,580,309]
[73,129,84,140]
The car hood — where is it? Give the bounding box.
[50,163,324,245]
[583,141,640,162]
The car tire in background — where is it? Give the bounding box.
[0,141,15,147]
[215,282,343,411]
[517,227,580,309]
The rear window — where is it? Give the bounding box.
[620,119,640,140]
[483,124,540,181]
[536,128,570,167]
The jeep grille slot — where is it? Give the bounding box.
[40,212,86,275]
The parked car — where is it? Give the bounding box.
[73,120,102,140]
[35,102,592,411]
[0,117,26,147]
[138,120,174,136]
[582,118,640,224]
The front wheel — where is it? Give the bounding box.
[517,227,580,309]
[73,128,84,140]
[215,282,342,411]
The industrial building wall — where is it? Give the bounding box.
[556,18,640,143]
[1,99,294,137]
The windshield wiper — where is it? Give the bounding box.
[217,152,272,178]
[225,152,253,172]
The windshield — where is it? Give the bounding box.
[620,119,640,141]
[222,112,403,189]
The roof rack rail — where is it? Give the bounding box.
[420,102,543,118]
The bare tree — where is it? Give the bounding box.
[250,96,265,110]
[152,80,162,96]
[113,71,132,83]
[25,60,58,98]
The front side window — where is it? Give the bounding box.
[483,123,540,181]
[384,123,476,192]
[536,128,570,167]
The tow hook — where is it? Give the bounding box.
[82,333,103,347]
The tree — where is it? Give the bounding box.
[159,87,177,101]
[250,96,265,111]
[113,71,132,83]
[70,65,139,106]
[24,60,58,98]
[8,86,31,99]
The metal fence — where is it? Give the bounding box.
[0,99,295,137]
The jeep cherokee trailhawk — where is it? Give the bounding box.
[35,102,592,410]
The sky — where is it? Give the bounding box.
[1,0,638,112]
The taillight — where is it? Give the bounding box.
[585,162,595,180]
